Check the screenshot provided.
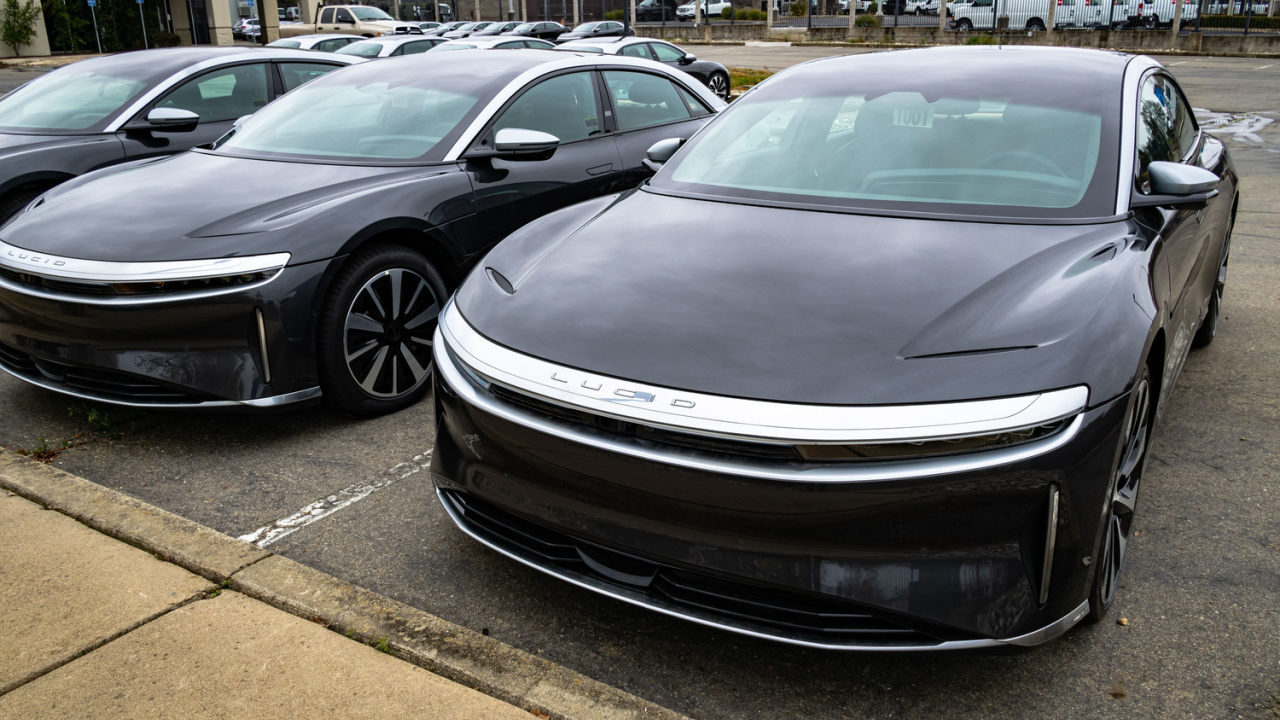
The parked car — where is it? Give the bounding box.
[554,20,634,42]
[268,33,365,51]
[443,21,496,37]
[425,20,470,35]
[232,17,255,38]
[335,35,447,57]
[501,21,567,40]
[558,37,731,100]
[1108,0,1198,28]
[429,47,1236,651]
[949,0,1059,30]
[676,0,732,19]
[0,47,359,224]
[907,0,940,14]
[0,51,723,414]
[431,36,556,50]
[636,0,682,20]
[471,21,523,36]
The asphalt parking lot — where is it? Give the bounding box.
[1,51,1278,719]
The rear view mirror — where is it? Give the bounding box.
[1131,161,1220,208]
[144,107,200,132]
[643,137,685,172]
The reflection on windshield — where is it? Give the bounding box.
[571,22,598,31]
[666,90,1103,212]
[336,42,384,56]
[214,78,480,161]
[351,6,394,20]
[0,69,148,131]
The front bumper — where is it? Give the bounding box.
[431,306,1128,649]
[0,260,335,408]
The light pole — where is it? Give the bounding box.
[138,0,150,48]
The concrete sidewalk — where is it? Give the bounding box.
[0,489,533,719]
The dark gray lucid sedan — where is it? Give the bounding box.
[0,51,723,414]
[0,47,360,223]
[431,47,1237,650]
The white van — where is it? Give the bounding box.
[947,0,1161,29]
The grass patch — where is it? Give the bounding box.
[728,66,774,95]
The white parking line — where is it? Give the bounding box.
[1258,64,1275,70]
[1169,61,1187,65]
[238,451,432,547]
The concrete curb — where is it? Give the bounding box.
[0,450,688,720]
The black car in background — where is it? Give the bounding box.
[0,51,724,415]
[0,47,358,223]
[471,21,523,36]
[636,0,682,20]
[558,36,731,100]
[430,48,1236,650]
[554,21,634,43]
[501,21,567,40]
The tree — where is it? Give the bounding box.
[2,0,42,56]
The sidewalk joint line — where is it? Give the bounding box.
[237,450,432,547]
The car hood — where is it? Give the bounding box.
[0,151,445,263]
[455,189,1146,407]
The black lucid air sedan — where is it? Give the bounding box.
[431,47,1236,650]
[0,51,723,414]
[0,48,359,224]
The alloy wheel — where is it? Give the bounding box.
[342,268,440,399]
[709,73,730,101]
[1097,376,1151,608]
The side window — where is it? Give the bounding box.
[403,41,434,55]
[620,43,652,59]
[155,63,269,123]
[335,8,355,22]
[1167,77,1198,159]
[279,62,341,92]
[319,7,334,22]
[604,70,693,131]
[650,42,685,63]
[492,72,599,144]
[675,84,711,118]
[1136,74,1180,193]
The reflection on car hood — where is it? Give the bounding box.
[457,189,1141,406]
[0,132,118,157]
[0,151,440,263]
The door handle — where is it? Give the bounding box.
[1195,209,1204,223]
[586,163,613,176]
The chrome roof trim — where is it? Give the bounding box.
[437,486,1090,650]
[441,53,725,162]
[1116,55,1163,216]
[0,240,290,283]
[439,301,1089,445]
[103,50,362,133]
[0,359,321,408]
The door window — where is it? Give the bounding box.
[650,42,685,62]
[320,7,334,22]
[604,71,693,131]
[335,8,355,22]
[395,40,435,55]
[279,62,341,92]
[620,43,652,59]
[155,63,270,123]
[492,72,599,143]
[1136,74,1194,192]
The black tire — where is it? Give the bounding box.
[0,186,45,225]
[316,243,447,417]
[1027,17,1045,30]
[1193,224,1231,349]
[1143,13,1157,28]
[1085,365,1153,623]
[707,72,730,102]
[956,18,972,30]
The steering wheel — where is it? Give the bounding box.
[976,150,1067,178]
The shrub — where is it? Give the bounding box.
[152,30,182,47]
[854,12,878,24]
[1,0,42,56]
[790,0,807,14]
[867,1,878,12]
[966,34,997,43]
[721,6,733,17]
[605,9,624,19]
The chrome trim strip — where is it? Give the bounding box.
[0,358,320,408]
[1039,485,1060,606]
[1116,56,1163,216]
[434,325,1085,484]
[436,486,1090,651]
[0,271,285,306]
[102,50,362,133]
[442,55,725,162]
[0,240,290,283]
[440,301,1088,445]
[256,308,272,384]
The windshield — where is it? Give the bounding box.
[0,65,151,133]
[267,39,302,47]
[336,41,385,56]
[212,63,493,163]
[432,43,475,50]
[351,6,394,20]
[512,23,534,30]
[570,22,598,31]
[657,68,1118,219]
[560,44,603,52]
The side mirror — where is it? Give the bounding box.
[643,137,685,172]
[467,128,560,161]
[1132,161,1220,208]
[679,54,695,64]
[144,107,200,132]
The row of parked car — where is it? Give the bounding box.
[947,0,1202,30]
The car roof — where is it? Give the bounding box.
[799,45,1132,83]
[66,47,293,78]
[439,36,531,47]
[356,35,439,47]
[276,33,364,41]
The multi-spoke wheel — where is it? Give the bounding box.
[1087,367,1152,621]
[317,244,447,416]
[708,72,730,102]
[1194,220,1232,348]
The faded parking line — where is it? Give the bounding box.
[238,451,432,547]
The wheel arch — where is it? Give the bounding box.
[0,171,75,199]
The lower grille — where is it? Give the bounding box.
[441,489,950,646]
[0,341,204,404]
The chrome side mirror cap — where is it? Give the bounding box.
[1147,161,1220,195]
[145,107,200,132]
[643,137,685,172]
[493,127,560,155]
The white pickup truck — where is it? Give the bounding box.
[676,0,732,19]
[279,5,417,38]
